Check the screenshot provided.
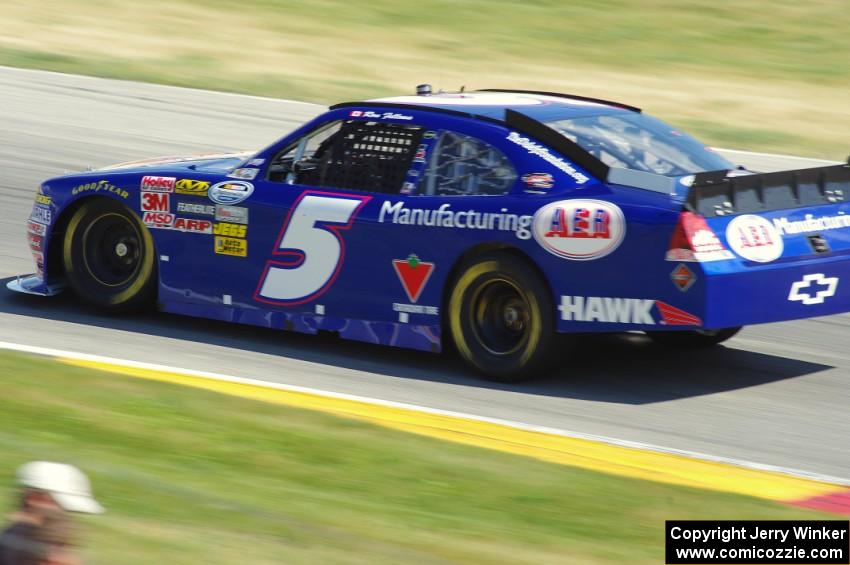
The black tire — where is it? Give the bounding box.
[62,198,157,311]
[447,252,559,381]
[645,327,742,348]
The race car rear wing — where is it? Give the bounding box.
[686,162,850,218]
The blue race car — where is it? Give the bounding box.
[9,87,850,380]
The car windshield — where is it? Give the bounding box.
[545,112,734,177]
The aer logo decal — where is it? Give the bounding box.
[533,200,626,260]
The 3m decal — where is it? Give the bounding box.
[209,181,254,205]
[141,192,170,212]
[559,296,701,326]
[788,273,838,305]
[213,222,247,238]
[670,264,696,292]
[215,205,248,224]
[774,213,850,236]
[215,236,247,257]
[532,200,625,260]
[140,176,175,192]
[379,201,533,239]
[175,179,210,196]
[392,254,435,303]
[72,180,129,199]
[255,191,370,305]
[26,220,47,237]
[29,205,51,224]
[506,132,589,184]
[726,214,783,263]
[142,212,175,228]
[177,202,215,216]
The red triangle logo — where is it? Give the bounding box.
[392,255,435,303]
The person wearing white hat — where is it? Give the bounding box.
[0,462,103,564]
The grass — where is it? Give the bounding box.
[0,1,849,159]
[0,350,832,564]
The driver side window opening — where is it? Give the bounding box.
[419,131,517,196]
[268,120,424,194]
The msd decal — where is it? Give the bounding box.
[559,296,701,326]
[726,214,783,263]
[142,212,175,228]
[141,176,175,192]
[533,200,625,260]
[392,254,435,303]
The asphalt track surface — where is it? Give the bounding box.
[1,66,848,480]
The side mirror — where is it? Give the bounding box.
[292,158,319,175]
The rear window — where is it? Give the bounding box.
[546,113,734,177]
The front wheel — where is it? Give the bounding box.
[447,252,560,381]
[645,327,742,348]
[63,198,157,311]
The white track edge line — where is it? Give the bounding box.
[1,340,848,489]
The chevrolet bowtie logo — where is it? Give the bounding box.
[788,273,839,305]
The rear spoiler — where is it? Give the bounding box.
[687,161,850,218]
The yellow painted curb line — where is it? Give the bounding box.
[60,357,845,503]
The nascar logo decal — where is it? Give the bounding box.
[209,181,254,205]
[725,214,783,263]
[533,200,625,260]
[175,179,211,196]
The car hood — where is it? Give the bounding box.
[96,151,256,174]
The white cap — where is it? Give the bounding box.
[16,461,104,514]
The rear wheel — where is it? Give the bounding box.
[447,252,560,381]
[62,198,156,311]
[645,327,742,348]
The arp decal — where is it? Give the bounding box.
[173,218,212,234]
[141,192,170,212]
[141,176,175,192]
[175,179,211,196]
[255,191,371,305]
[558,296,701,326]
[392,254,435,303]
[788,273,838,305]
[532,200,625,260]
[209,181,254,205]
[726,214,783,263]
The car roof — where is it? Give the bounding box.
[366,89,638,122]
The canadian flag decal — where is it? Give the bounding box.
[655,301,702,326]
[392,254,435,303]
